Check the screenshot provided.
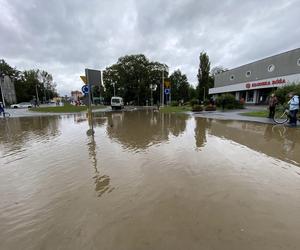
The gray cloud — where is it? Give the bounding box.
[1,0,299,95]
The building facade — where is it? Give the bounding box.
[71,90,83,101]
[209,48,300,104]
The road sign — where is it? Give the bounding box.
[164,88,170,95]
[82,85,89,94]
[164,80,171,88]
[80,75,87,84]
[85,69,101,86]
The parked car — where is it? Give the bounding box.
[10,102,32,108]
[111,96,124,110]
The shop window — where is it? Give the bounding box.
[246,90,254,102]
[230,75,235,80]
[245,71,251,77]
[297,58,300,66]
[268,64,275,72]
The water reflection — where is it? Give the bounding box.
[209,119,300,166]
[105,110,188,151]
[0,116,60,158]
[194,118,211,149]
[74,113,108,128]
[86,131,113,197]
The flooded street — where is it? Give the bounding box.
[1,111,300,250]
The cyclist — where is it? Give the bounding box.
[0,102,4,116]
[288,92,299,127]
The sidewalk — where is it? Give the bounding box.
[191,106,300,127]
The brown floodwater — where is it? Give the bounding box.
[0,111,300,250]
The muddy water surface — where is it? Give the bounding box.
[1,111,300,250]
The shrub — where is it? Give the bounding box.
[190,98,199,106]
[170,101,179,106]
[192,104,203,112]
[216,93,243,110]
[205,105,217,111]
[274,83,300,104]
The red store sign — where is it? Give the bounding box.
[245,78,286,89]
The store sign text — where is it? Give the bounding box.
[245,78,286,89]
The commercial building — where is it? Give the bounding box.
[71,90,83,101]
[209,48,300,104]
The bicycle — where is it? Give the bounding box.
[273,105,299,124]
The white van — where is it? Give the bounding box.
[111,96,124,110]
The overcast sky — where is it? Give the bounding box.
[1,0,299,95]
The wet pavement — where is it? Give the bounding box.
[192,106,300,126]
[1,111,300,250]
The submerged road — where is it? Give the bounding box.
[2,105,300,127]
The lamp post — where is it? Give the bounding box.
[112,82,116,96]
[203,86,206,102]
[150,84,157,106]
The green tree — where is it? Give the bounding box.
[0,59,17,77]
[210,66,228,77]
[197,52,211,101]
[103,54,168,105]
[38,70,57,101]
[1,59,57,103]
[169,69,190,102]
[188,85,197,101]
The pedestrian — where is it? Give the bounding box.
[268,93,278,118]
[288,92,299,127]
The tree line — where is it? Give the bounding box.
[92,52,223,105]
[0,59,58,104]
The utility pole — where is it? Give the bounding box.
[113,82,116,96]
[35,83,40,106]
[150,85,153,106]
[162,70,164,107]
[99,70,103,104]
[169,82,171,104]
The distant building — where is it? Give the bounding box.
[209,48,300,104]
[71,90,83,101]
[0,75,17,105]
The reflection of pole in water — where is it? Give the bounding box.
[87,132,113,197]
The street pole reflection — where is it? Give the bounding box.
[87,131,113,197]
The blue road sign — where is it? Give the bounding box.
[82,85,89,94]
[164,88,170,95]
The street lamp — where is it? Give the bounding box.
[112,82,116,96]
[149,84,157,106]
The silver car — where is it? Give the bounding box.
[10,102,32,108]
